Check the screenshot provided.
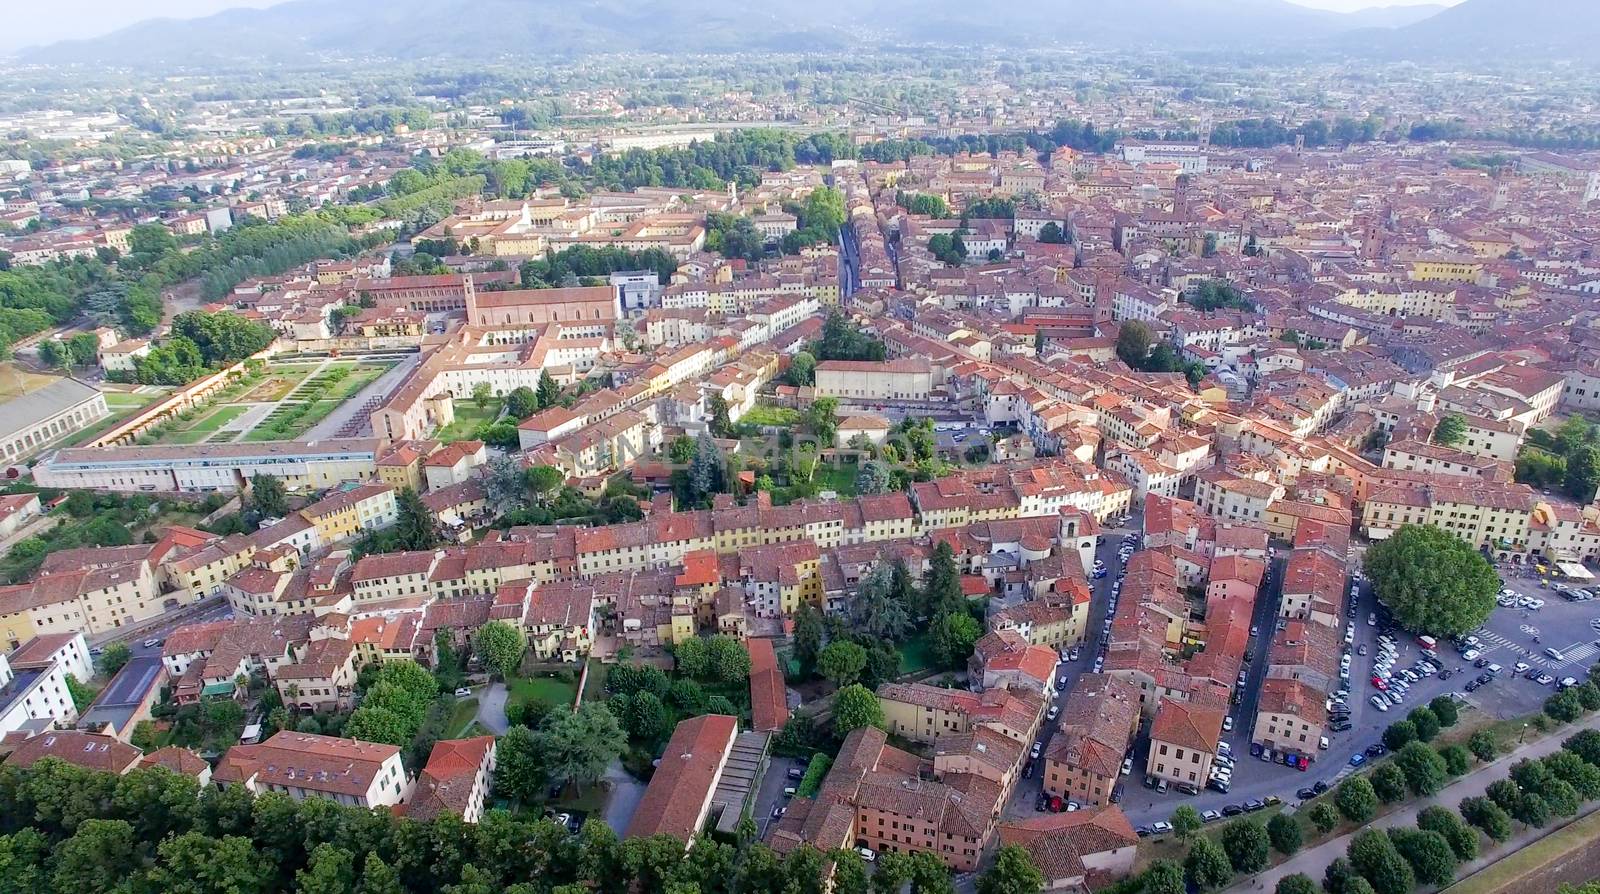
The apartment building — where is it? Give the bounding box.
[1042,674,1139,808]
[1144,699,1223,788]
[406,736,497,823]
[215,731,412,808]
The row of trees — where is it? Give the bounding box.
[1114,321,1207,387]
[1515,414,1600,500]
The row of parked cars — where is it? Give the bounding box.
[1134,795,1284,837]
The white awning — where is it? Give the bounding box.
[1557,562,1594,581]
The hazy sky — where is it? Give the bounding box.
[1288,0,1462,10]
[4,0,282,52]
[5,0,1468,52]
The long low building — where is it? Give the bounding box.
[33,438,382,493]
[0,378,108,466]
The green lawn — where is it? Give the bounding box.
[1445,807,1600,894]
[446,697,480,737]
[435,402,502,443]
[102,391,159,410]
[813,462,860,497]
[241,400,342,442]
[159,405,251,445]
[741,404,803,427]
[508,675,579,712]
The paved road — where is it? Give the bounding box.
[302,354,419,441]
[1223,710,1600,892]
[475,681,509,735]
[600,758,649,832]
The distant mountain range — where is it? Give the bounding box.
[16,0,1597,66]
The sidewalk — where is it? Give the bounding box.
[1226,712,1600,892]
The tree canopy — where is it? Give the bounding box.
[1363,524,1498,636]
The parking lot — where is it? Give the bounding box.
[1001,531,1600,830]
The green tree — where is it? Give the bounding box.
[492,725,547,805]
[1277,875,1318,894]
[471,382,493,411]
[807,396,840,446]
[1337,777,1379,823]
[1459,796,1512,842]
[1347,829,1414,894]
[792,605,824,676]
[706,635,751,683]
[343,706,411,747]
[391,488,440,551]
[1309,802,1340,833]
[786,351,817,387]
[1543,749,1600,799]
[1037,222,1066,244]
[1363,524,1497,636]
[472,621,526,680]
[1116,320,1154,368]
[1395,741,1448,796]
[832,684,885,735]
[1388,828,1457,887]
[1468,729,1498,762]
[1432,414,1466,447]
[1416,806,1478,862]
[1565,728,1600,765]
[618,691,671,745]
[96,642,131,676]
[296,843,356,894]
[357,854,405,894]
[148,831,271,894]
[929,610,981,670]
[674,637,710,678]
[1428,696,1459,728]
[1185,836,1233,891]
[1371,763,1410,804]
[51,819,138,894]
[818,641,869,687]
[536,371,561,410]
[1171,805,1202,841]
[249,473,289,517]
[1219,820,1270,872]
[1407,707,1440,742]
[1141,860,1186,894]
[1267,813,1303,855]
[505,386,538,419]
[856,460,892,495]
[1383,720,1417,751]
[1546,688,1585,722]
[1566,445,1600,501]
[976,844,1044,894]
[542,703,624,794]
[1438,744,1471,777]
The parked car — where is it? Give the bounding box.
[1349,753,1367,767]
[1221,805,1244,817]
[786,767,806,780]
[1202,810,1223,823]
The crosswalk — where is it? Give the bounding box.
[1543,641,1600,670]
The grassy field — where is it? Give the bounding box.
[741,403,803,428]
[509,674,579,712]
[320,363,392,402]
[435,402,501,443]
[102,390,161,410]
[813,462,860,497]
[1445,807,1600,894]
[446,698,480,737]
[242,400,341,442]
[157,405,252,445]
[241,369,317,402]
